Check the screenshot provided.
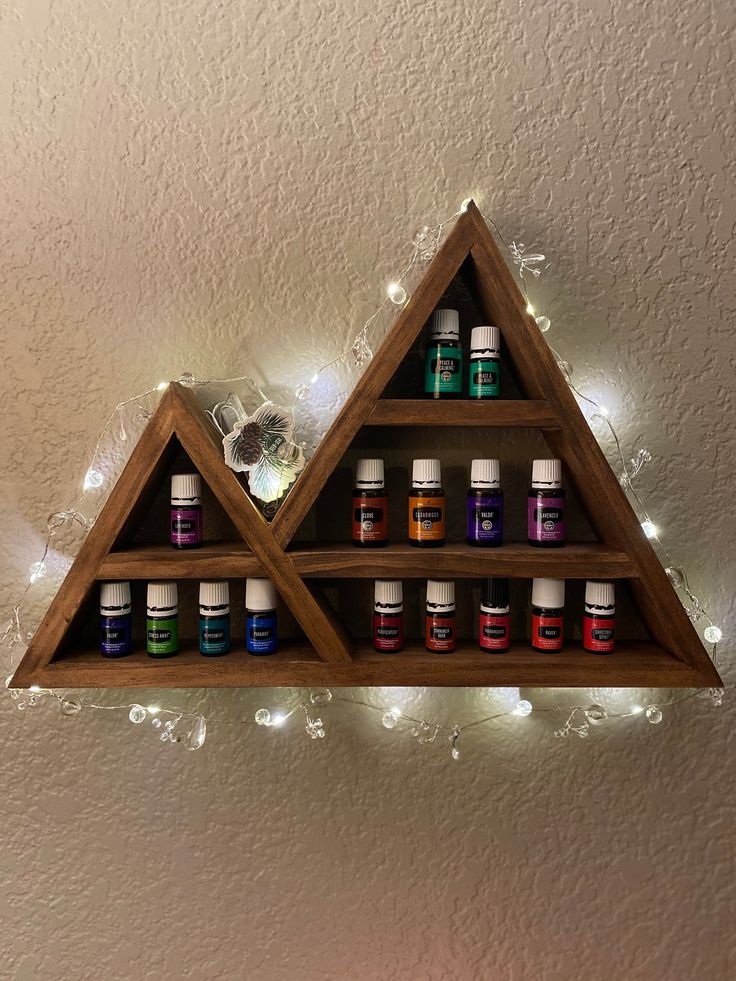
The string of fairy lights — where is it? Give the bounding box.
[1,199,725,759]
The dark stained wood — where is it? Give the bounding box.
[367,399,558,427]
[99,541,636,580]
[31,640,702,689]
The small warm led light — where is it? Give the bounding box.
[310,373,320,385]
[631,705,644,714]
[514,699,533,717]
[157,381,169,391]
[390,706,402,718]
[387,282,407,305]
[83,467,104,491]
[271,713,286,727]
[526,303,535,315]
[29,685,41,693]
[641,520,657,539]
[598,406,610,417]
[704,625,722,644]
[460,197,472,212]
[147,705,160,714]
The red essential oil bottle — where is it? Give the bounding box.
[531,578,565,652]
[425,580,456,653]
[479,578,510,652]
[373,580,403,653]
[583,581,615,654]
[352,459,389,547]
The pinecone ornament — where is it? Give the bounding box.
[231,421,263,467]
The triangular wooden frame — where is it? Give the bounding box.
[14,201,721,689]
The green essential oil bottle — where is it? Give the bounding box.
[146,581,179,658]
[424,309,462,399]
[468,325,500,398]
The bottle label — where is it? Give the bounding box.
[531,613,564,651]
[468,358,500,397]
[100,614,132,656]
[467,495,504,543]
[528,496,565,543]
[247,612,278,654]
[479,613,510,651]
[199,615,230,655]
[352,495,388,543]
[425,615,456,652]
[373,613,404,652]
[147,616,179,655]
[171,507,202,546]
[424,344,462,395]
[408,495,445,542]
[583,615,615,653]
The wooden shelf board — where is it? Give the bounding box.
[27,640,700,689]
[100,541,637,580]
[366,399,559,427]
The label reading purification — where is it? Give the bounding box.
[146,616,179,655]
[424,345,462,395]
[467,495,504,544]
[583,616,615,654]
[247,612,278,654]
[527,496,565,543]
[469,358,500,397]
[170,507,202,546]
[199,615,230,656]
[373,613,403,653]
[100,615,132,656]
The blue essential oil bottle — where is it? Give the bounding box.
[246,578,278,655]
[100,581,132,658]
[199,581,231,656]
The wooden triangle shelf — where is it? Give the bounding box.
[13,202,721,690]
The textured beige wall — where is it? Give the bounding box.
[1,1,735,978]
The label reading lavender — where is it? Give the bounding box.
[170,506,202,546]
[527,496,565,543]
[467,495,504,544]
[100,614,132,657]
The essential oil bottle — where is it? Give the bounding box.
[171,473,203,549]
[527,459,566,547]
[352,459,388,547]
[424,309,462,399]
[246,578,278,655]
[531,578,565,653]
[468,325,500,399]
[425,580,456,653]
[467,459,504,546]
[408,459,445,547]
[583,581,615,654]
[146,581,179,658]
[100,581,132,658]
[373,580,404,653]
[199,581,231,657]
[479,578,510,653]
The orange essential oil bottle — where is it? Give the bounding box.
[583,581,615,654]
[352,459,388,547]
[531,578,565,652]
[425,580,456,653]
[408,459,445,547]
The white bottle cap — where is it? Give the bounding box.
[429,309,460,341]
[246,578,277,612]
[471,459,500,487]
[199,581,230,613]
[470,325,500,355]
[426,579,455,611]
[171,473,201,503]
[531,578,565,610]
[147,581,178,615]
[374,580,403,611]
[412,459,441,487]
[356,459,385,489]
[585,581,615,612]
[531,459,562,488]
[100,581,131,614]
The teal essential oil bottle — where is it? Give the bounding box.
[146,581,179,658]
[424,309,462,399]
[468,325,500,398]
[199,581,230,656]
[246,578,278,655]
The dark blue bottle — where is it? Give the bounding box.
[246,578,278,655]
[100,581,132,658]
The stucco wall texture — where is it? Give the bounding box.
[1,1,735,978]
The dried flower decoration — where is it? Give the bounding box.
[208,395,304,503]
